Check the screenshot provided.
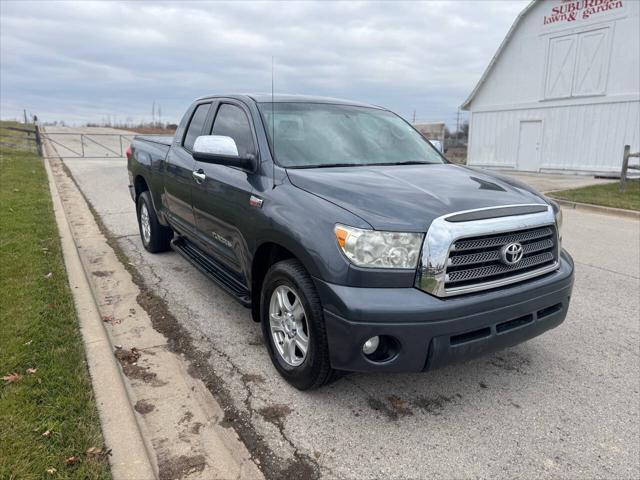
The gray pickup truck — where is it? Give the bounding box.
[127,94,574,390]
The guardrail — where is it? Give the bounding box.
[620,145,640,193]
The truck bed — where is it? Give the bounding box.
[134,135,174,146]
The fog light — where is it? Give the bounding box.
[362,336,380,355]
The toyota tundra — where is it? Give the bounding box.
[127,94,574,390]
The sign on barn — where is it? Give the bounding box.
[543,0,624,25]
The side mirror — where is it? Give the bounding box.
[192,135,256,170]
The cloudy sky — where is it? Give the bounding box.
[0,0,527,127]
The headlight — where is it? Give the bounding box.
[545,197,563,250]
[334,224,424,269]
[555,207,563,249]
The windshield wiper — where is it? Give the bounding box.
[386,161,433,166]
[293,163,362,169]
[291,161,435,169]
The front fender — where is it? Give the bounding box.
[252,183,371,284]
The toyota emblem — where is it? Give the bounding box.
[500,242,524,265]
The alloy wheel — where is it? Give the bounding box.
[268,285,310,367]
[140,203,151,245]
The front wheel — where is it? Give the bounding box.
[137,191,172,253]
[260,259,336,390]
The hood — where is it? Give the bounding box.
[287,164,547,231]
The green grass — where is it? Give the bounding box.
[0,123,111,479]
[550,179,640,211]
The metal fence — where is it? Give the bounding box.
[0,125,39,152]
[620,145,640,193]
[1,123,168,159]
[41,131,137,159]
[35,125,165,159]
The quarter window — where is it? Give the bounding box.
[211,104,255,158]
[183,103,210,151]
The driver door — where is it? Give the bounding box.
[191,101,258,283]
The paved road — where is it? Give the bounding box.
[496,170,616,193]
[57,130,639,479]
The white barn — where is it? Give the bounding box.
[462,0,640,174]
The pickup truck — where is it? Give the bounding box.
[127,94,574,390]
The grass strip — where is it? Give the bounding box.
[0,122,111,479]
[550,180,640,211]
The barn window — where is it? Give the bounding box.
[544,27,610,99]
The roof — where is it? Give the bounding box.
[196,93,381,109]
[461,0,538,110]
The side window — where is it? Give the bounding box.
[211,104,255,158]
[183,103,210,151]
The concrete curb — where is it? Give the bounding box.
[549,197,640,220]
[43,144,157,479]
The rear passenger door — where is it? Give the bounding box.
[164,102,212,233]
[191,101,258,283]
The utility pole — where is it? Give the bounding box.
[412,110,416,123]
[158,104,162,127]
[456,108,461,140]
[23,109,28,124]
[152,101,156,126]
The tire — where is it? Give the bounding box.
[260,259,336,390]
[137,191,172,253]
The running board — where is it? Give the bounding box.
[171,236,251,307]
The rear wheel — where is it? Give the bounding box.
[137,191,172,253]
[260,259,336,390]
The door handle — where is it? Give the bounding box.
[192,169,206,184]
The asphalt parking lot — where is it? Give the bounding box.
[56,129,639,479]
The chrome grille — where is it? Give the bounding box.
[448,238,554,267]
[445,225,558,291]
[452,227,554,251]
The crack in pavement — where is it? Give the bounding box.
[574,260,639,280]
[116,235,327,475]
[70,184,324,479]
[133,264,327,479]
[112,233,139,240]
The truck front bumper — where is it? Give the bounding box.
[314,251,574,372]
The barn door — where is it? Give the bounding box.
[544,27,611,99]
[517,121,542,172]
[545,35,576,99]
[573,28,610,96]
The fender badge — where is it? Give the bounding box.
[249,195,263,208]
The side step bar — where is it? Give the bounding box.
[171,236,251,307]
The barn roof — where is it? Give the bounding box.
[461,0,538,110]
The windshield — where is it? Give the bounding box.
[258,102,445,168]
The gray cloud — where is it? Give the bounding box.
[0,0,527,126]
